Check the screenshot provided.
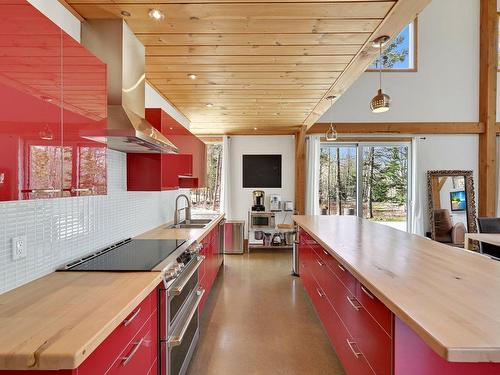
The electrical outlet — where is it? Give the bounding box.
[12,236,27,260]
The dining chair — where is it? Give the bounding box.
[476,217,500,258]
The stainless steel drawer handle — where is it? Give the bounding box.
[168,288,205,347]
[316,259,324,266]
[346,296,362,311]
[71,187,94,193]
[169,256,205,296]
[316,287,325,298]
[360,285,374,299]
[338,264,346,272]
[22,188,62,193]
[346,339,363,359]
[123,307,141,327]
[323,249,329,256]
[122,338,145,366]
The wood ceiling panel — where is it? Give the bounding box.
[69,3,393,21]
[145,64,348,72]
[139,33,372,46]
[146,45,362,56]
[64,0,429,134]
[147,72,341,79]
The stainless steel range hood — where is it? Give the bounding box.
[81,20,178,154]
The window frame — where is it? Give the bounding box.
[366,18,418,73]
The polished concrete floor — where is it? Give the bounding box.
[186,250,345,375]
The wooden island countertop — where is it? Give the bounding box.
[293,215,500,363]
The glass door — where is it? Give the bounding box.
[361,145,410,232]
[319,145,357,215]
[319,142,411,232]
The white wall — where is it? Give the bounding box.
[227,136,295,230]
[414,135,478,234]
[320,0,480,123]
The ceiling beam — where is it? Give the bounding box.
[309,122,486,134]
[303,0,432,129]
[478,0,498,217]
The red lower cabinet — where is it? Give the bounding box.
[198,223,223,314]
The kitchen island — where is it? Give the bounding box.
[294,215,500,375]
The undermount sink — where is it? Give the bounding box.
[167,223,206,229]
[167,218,215,229]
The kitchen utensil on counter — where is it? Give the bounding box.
[263,232,272,247]
[272,233,283,246]
[269,194,281,211]
[284,231,296,246]
[252,190,265,211]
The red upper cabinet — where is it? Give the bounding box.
[0,1,63,201]
[0,1,107,202]
[127,109,206,191]
[62,33,107,197]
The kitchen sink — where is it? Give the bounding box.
[181,218,213,225]
[167,223,206,229]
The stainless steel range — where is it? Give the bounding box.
[58,238,205,375]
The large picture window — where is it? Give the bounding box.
[367,21,417,72]
[191,142,223,213]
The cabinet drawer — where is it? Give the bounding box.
[334,287,392,375]
[356,282,393,336]
[305,273,375,375]
[106,312,158,375]
[330,256,357,295]
[78,290,157,375]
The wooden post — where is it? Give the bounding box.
[478,0,498,217]
[295,125,307,215]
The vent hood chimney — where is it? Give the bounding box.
[81,20,178,153]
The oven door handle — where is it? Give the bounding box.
[168,256,205,297]
[168,288,205,348]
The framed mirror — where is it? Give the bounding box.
[427,170,477,247]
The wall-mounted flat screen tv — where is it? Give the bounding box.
[450,190,466,211]
[242,154,282,188]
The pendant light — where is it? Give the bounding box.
[370,36,391,113]
[325,96,338,141]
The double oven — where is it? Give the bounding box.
[159,251,205,375]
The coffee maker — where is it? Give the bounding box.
[252,190,265,211]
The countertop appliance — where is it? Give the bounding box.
[224,220,245,254]
[269,194,281,212]
[249,211,275,229]
[252,190,265,211]
[59,238,205,375]
[283,201,294,212]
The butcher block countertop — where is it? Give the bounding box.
[0,272,162,370]
[135,213,224,241]
[293,215,500,363]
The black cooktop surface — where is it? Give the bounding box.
[60,239,186,271]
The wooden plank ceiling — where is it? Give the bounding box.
[65,0,429,135]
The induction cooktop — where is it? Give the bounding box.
[58,239,187,272]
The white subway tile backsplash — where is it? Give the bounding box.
[0,149,188,294]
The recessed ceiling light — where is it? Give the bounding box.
[206,103,214,108]
[187,73,197,80]
[254,127,258,130]
[148,8,165,21]
[120,10,131,17]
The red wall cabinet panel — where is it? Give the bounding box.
[61,33,107,198]
[125,108,206,191]
[0,1,107,202]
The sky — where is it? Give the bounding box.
[369,24,411,70]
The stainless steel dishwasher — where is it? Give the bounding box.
[224,220,245,254]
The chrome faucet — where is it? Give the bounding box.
[174,194,192,225]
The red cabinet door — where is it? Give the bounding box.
[61,33,107,197]
[0,1,63,201]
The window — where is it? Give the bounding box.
[319,142,411,232]
[368,21,417,71]
[191,142,223,213]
